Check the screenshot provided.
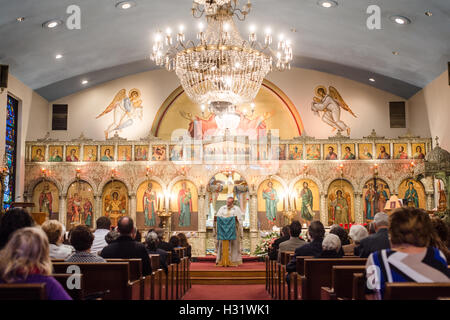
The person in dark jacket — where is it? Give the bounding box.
[329,224,349,256]
[0,208,35,250]
[100,216,152,276]
[145,231,168,274]
[268,226,290,260]
[315,233,343,258]
[359,212,391,258]
[153,228,180,263]
[177,233,192,259]
[286,220,325,273]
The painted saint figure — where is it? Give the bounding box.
[101,149,114,161]
[262,181,278,221]
[364,184,376,220]
[68,192,82,224]
[360,146,373,160]
[377,184,389,213]
[342,146,356,160]
[326,146,338,160]
[330,190,350,224]
[33,149,45,162]
[404,181,419,208]
[299,182,314,222]
[377,146,391,159]
[39,184,53,216]
[413,146,425,159]
[106,192,125,226]
[143,183,157,226]
[178,182,192,227]
[395,146,408,159]
[66,149,79,162]
[83,198,93,227]
[49,149,62,162]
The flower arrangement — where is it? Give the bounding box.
[254,230,280,257]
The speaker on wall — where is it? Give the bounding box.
[389,101,406,128]
[52,104,68,131]
[0,65,9,92]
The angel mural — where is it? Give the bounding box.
[96,88,144,139]
[311,86,357,136]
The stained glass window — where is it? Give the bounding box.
[3,96,18,210]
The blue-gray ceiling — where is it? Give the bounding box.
[0,0,449,101]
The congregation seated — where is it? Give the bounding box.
[178,233,192,259]
[368,222,376,235]
[366,207,450,300]
[431,217,450,261]
[41,220,74,260]
[268,226,290,261]
[278,221,305,261]
[91,216,111,255]
[145,231,168,274]
[0,208,34,250]
[329,224,349,256]
[343,225,369,256]
[134,230,142,243]
[65,225,106,263]
[286,221,325,273]
[0,227,71,300]
[105,229,120,244]
[359,212,390,258]
[100,216,152,276]
[315,234,342,258]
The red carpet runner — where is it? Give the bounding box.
[182,285,271,300]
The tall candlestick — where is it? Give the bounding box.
[294,197,297,210]
[158,196,161,211]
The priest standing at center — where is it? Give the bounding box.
[215,195,243,267]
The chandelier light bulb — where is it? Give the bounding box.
[279,33,284,40]
[251,102,255,110]
[166,27,172,35]
[198,22,204,31]
[265,27,272,35]
[179,25,185,32]
[249,24,256,33]
[223,23,230,31]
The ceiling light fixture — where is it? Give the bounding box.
[369,78,375,82]
[392,51,399,55]
[42,19,62,29]
[425,11,432,17]
[16,17,25,22]
[318,0,338,8]
[390,15,411,25]
[55,54,63,59]
[81,80,88,85]
[116,1,136,10]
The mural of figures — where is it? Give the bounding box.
[412,143,426,159]
[96,88,144,139]
[152,145,167,161]
[118,146,132,161]
[311,86,357,136]
[170,180,198,231]
[257,179,284,230]
[32,181,59,220]
[394,143,408,159]
[376,144,391,159]
[358,143,373,160]
[327,180,354,225]
[100,146,115,161]
[398,179,425,209]
[363,179,390,220]
[277,145,286,160]
[324,144,338,160]
[306,144,321,160]
[31,146,45,162]
[134,145,149,161]
[102,181,128,226]
[49,146,63,162]
[341,144,356,160]
[83,145,98,162]
[169,145,183,161]
[293,179,320,224]
[66,181,94,229]
[289,144,303,160]
[66,146,80,162]
[137,180,163,228]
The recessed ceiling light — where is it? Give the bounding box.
[390,15,411,25]
[16,17,25,22]
[55,54,63,59]
[318,0,338,8]
[116,1,136,10]
[369,78,376,82]
[81,80,88,85]
[425,11,432,17]
[392,51,399,55]
[43,19,62,29]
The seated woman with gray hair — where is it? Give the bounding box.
[315,233,343,258]
[145,231,168,274]
[343,225,369,256]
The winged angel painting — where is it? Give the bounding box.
[311,86,357,136]
[96,88,144,139]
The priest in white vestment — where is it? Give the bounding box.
[215,195,243,267]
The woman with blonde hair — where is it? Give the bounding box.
[0,227,71,300]
[41,220,74,259]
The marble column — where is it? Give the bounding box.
[426,192,434,211]
[59,195,67,226]
[129,193,137,222]
[197,187,207,256]
[320,193,328,226]
[249,189,258,255]
[354,192,363,224]
[94,195,102,223]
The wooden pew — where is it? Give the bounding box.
[265,256,270,292]
[52,262,140,300]
[167,263,175,300]
[53,273,85,300]
[0,283,47,300]
[352,273,366,300]
[320,265,366,300]
[384,283,450,300]
[287,256,313,300]
[106,259,143,299]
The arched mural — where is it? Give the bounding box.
[327,179,354,225]
[66,181,94,229]
[32,181,59,220]
[257,179,285,230]
[292,179,320,225]
[136,180,163,229]
[170,180,198,231]
[398,179,426,209]
[102,180,128,226]
[362,178,390,221]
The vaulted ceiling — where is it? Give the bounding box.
[0,0,449,101]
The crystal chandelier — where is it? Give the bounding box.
[151,0,293,131]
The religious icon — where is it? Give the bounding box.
[377,183,390,212]
[403,181,419,208]
[39,183,53,215]
[358,143,373,160]
[143,182,157,226]
[100,146,115,161]
[328,180,354,225]
[66,146,80,162]
[311,86,357,136]
[67,181,94,228]
[134,145,149,161]
[329,190,350,224]
[32,181,59,219]
[324,144,338,160]
[398,179,425,209]
[152,145,167,161]
[376,144,391,159]
[412,144,426,159]
[341,144,356,160]
[83,145,98,162]
[364,183,376,220]
[178,182,193,227]
[298,182,314,222]
[288,144,303,160]
[49,146,63,162]
[394,144,408,159]
[96,88,144,139]
[262,181,279,221]
[169,145,183,161]
[277,145,286,160]
[118,145,132,161]
[31,146,45,162]
[103,182,128,226]
[233,180,249,213]
[306,144,321,160]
